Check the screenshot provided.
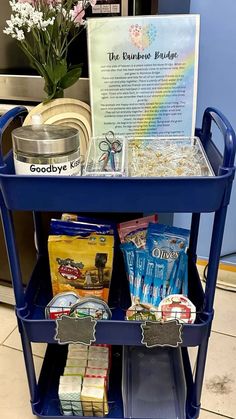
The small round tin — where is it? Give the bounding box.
[158,294,196,324]
[45,292,79,319]
[126,301,157,321]
[69,297,112,320]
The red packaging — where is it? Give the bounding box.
[48,308,71,319]
[159,294,196,324]
[85,367,108,389]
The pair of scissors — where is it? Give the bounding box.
[98,131,122,171]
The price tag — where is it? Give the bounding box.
[141,320,183,348]
[54,315,97,345]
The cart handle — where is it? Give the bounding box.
[0,106,28,168]
[201,107,236,169]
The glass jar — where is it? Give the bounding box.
[12,124,81,176]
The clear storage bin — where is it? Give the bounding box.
[83,134,126,177]
[122,346,187,419]
[128,136,214,177]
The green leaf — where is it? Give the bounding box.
[44,60,67,84]
[43,81,55,98]
[54,60,68,83]
[59,66,82,89]
[19,43,48,80]
[67,63,83,70]
[43,85,64,102]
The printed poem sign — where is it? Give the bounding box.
[87,15,200,137]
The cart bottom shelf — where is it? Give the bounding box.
[34,344,123,418]
[32,344,188,419]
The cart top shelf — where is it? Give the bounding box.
[0,107,235,213]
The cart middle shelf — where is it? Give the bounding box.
[17,255,211,347]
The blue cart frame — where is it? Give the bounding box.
[0,106,235,418]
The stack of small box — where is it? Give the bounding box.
[59,375,83,416]
[59,344,110,416]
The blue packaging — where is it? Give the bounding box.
[50,219,114,236]
[151,258,168,307]
[173,251,187,295]
[167,257,180,296]
[61,214,116,232]
[167,251,188,296]
[181,253,189,296]
[120,243,136,299]
[146,223,189,287]
[134,249,147,299]
[142,257,155,304]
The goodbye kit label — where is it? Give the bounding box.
[14,157,81,175]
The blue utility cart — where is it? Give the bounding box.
[0,106,235,419]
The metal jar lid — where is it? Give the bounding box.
[12,124,80,156]
[69,297,112,320]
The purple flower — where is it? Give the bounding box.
[18,0,35,4]
[45,0,62,4]
[71,2,85,24]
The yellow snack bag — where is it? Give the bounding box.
[48,220,114,302]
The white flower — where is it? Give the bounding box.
[40,17,55,29]
[3,0,89,100]
[9,0,34,15]
[3,27,14,36]
[61,7,69,18]
[3,23,25,40]
[15,28,25,40]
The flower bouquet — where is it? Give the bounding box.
[4,0,96,100]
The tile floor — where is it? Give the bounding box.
[0,277,235,419]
